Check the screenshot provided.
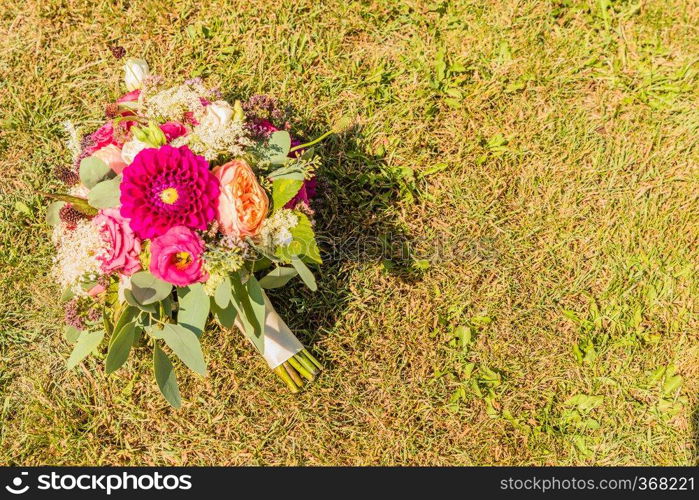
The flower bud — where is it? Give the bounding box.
[123,58,150,91]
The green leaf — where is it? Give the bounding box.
[275,212,321,264]
[105,321,137,374]
[153,344,181,408]
[177,283,210,337]
[259,267,298,289]
[79,156,114,189]
[246,275,265,339]
[211,298,237,329]
[123,289,158,313]
[564,394,604,413]
[38,192,98,216]
[66,330,105,369]
[290,256,317,291]
[663,374,683,396]
[291,213,321,263]
[64,325,82,344]
[272,178,303,211]
[14,200,32,216]
[60,286,75,303]
[214,276,232,309]
[229,272,263,351]
[130,271,173,305]
[46,201,65,226]
[110,306,140,346]
[87,176,122,209]
[267,131,291,165]
[160,323,207,375]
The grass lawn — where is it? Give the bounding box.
[0,0,697,465]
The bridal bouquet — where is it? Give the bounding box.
[43,58,339,407]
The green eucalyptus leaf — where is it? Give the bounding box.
[229,272,262,339]
[64,325,82,344]
[268,131,291,164]
[46,201,66,226]
[105,321,138,374]
[87,175,122,209]
[160,323,207,375]
[291,256,317,291]
[256,130,291,165]
[246,274,265,340]
[130,271,173,305]
[153,344,182,408]
[80,156,114,189]
[110,306,140,347]
[258,266,298,289]
[211,298,237,329]
[214,276,232,309]
[177,283,210,337]
[66,330,105,369]
[124,288,158,314]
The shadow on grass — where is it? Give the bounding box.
[263,122,423,360]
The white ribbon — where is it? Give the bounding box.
[234,294,304,369]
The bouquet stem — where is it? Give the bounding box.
[273,365,300,393]
[271,350,323,392]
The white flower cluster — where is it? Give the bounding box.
[172,101,253,161]
[141,80,210,123]
[258,209,299,250]
[52,220,106,294]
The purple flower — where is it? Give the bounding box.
[120,145,220,239]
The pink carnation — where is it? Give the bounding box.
[150,226,208,286]
[93,208,142,276]
[160,121,188,142]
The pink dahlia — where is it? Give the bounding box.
[120,145,220,239]
[150,226,208,286]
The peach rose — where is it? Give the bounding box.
[212,159,269,238]
[93,144,128,175]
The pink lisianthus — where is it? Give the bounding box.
[93,208,142,276]
[92,144,128,175]
[150,226,208,286]
[160,121,188,142]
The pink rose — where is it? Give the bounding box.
[160,121,188,142]
[84,122,116,156]
[212,159,269,238]
[93,208,142,276]
[150,226,208,286]
[92,144,128,175]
